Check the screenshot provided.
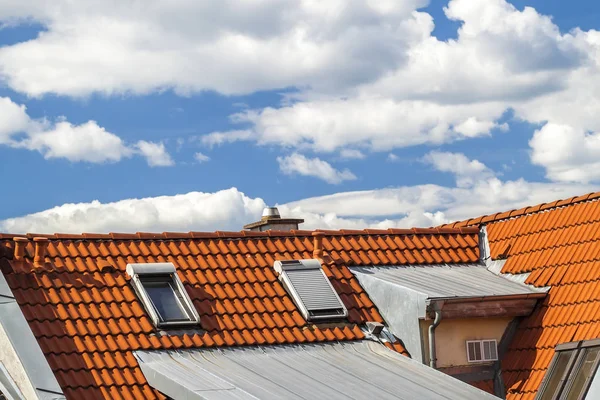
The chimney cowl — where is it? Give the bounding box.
[261,206,281,220]
[244,206,303,232]
[13,237,29,261]
[312,231,325,259]
[33,237,49,267]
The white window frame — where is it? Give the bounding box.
[126,263,200,328]
[536,339,600,400]
[466,339,498,363]
[273,259,348,322]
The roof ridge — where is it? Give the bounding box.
[440,190,600,228]
[0,227,479,240]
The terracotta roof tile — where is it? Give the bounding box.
[0,228,477,399]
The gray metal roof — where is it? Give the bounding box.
[351,263,544,299]
[135,340,499,400]
[0,272,65,400]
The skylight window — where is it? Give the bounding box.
[274,259,347,321]
[126,263,200,328]
[536,339,600,400]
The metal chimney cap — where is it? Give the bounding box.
[262,206,281,219]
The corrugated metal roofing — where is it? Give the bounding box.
[135,340,500,400]
[351,263,544,299]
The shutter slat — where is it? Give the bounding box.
[286,269,345,312]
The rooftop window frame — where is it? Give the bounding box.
[273,259,348,322]
[126,263,201,328]
[536,339,600,400]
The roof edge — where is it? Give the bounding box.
[440,190,600,228]
[0,227,480,240]
[428,292,547,304]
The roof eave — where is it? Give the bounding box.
[426,293,546,319]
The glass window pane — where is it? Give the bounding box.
[585,359,600,399]
[539,351,575,400]
[484,341,491,360]
[474,342,482,361]
[144,281,189,322]
[565,348,600,400]
[468,342,477,361]
[490,342,498,360]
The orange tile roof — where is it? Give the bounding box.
[441,191,600,229]
[441,190,600,399]
[0,228,479,400]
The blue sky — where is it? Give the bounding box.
[0,0,598,233]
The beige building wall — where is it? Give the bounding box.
[420,317,512,368]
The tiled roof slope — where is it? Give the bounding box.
[0,228,479,400]
[442,191,600,229]
[442,191,600,400]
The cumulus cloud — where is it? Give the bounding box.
[1,182,592,234]
[423,151,495,187]
[2,0,600,184]
[282,179,593,228]
[217,98,506,152]
[0,97,30,143]
[0,188,266,234]
[277,153,357,184]
[23,121,134,163]
[191,0,600,185]
[0,0,430,97]
[530,123,600,183]
[135,141,175,167]
[0,96,173,166]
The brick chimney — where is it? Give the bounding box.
[243,206,304,232]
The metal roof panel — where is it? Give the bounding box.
[135,341,499,400]
[351,263,544,299]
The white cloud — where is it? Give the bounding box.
[2,0,600,184]
[218,98,506,152]
[0,97,29,143]
[23,120,133,163]
[365,0,585,104]
[0,188,266,234]
[530,123,600,183]
[423,151,495,188]
[339,149,366,160]
[191,0,600,186]
[453,118,508,137]
[200,130,253,148]
[0,96,173,166]
[277,153,357,184]
[1,182,592,234]
[194,152,211,163]
[387,153,399,162]
[0,0,430,97]
[282,178,594,227]
[135,141,175,167]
